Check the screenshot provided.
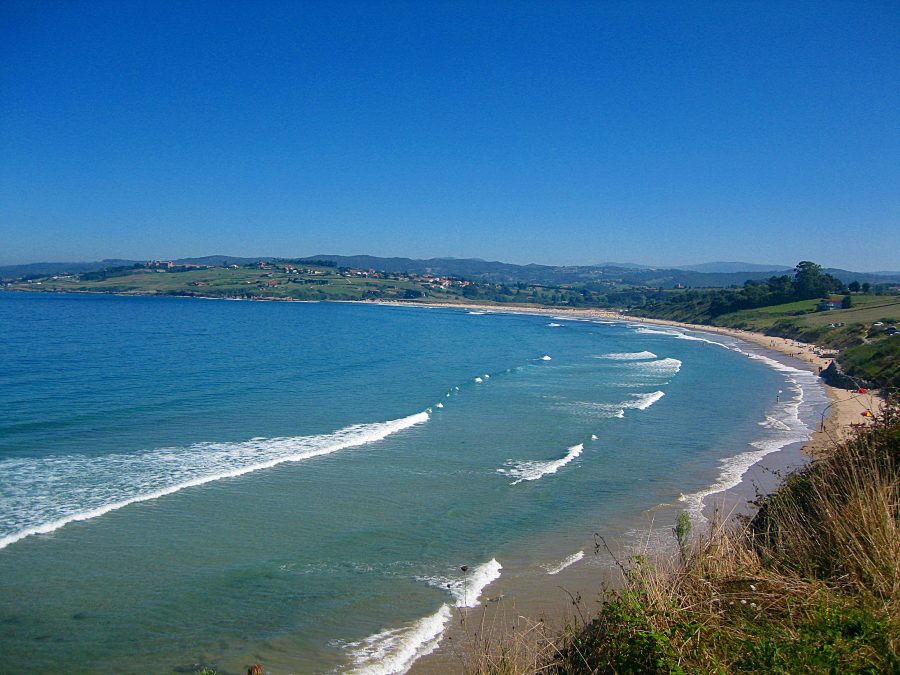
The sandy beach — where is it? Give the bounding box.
[394,299,885,674]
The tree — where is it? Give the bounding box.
[793,261,841,299]
[842,294,852,309]
[862,282,871,294]
[848,280,861,293]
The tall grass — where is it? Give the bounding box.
[469,395,899,673]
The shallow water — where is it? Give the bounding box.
[0,294,827,673]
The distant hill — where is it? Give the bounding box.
[592,261,653,269]
[4,254,900,288]
[0,259,139,277]
[0,256,272,279]
[675,262,792,274]
[302,255,900,288]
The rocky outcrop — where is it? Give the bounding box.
[821,360,875,390]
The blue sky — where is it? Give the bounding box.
[1,1,898,270]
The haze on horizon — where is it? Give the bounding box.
[1,2,898,271]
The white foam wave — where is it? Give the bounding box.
[625,322,824,526]
[633,326,684,338]
[436,402,444,409]
[347,604,452,675]
[632,326,735,350]
[499,443,584,485]
[632,358,682,377]
[591,434,598,440]
[679,433,808,525]
[547,322,562,327]
[569,392,663,418]
[759,415,791,431]
[629,391,665,410]
[541,355,552,361]
[545,550,584,575]
[595,351,657,360]
[421,558,503,608]
[474,377,483,383]
[0,411,430,550]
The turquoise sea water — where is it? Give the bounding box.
[0,293,827,673]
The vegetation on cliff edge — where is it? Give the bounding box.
[469,396,899,673]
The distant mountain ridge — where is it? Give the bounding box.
[673,262,792,274]
[2,255,899,288]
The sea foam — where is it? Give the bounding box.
[499,443,584,485]
[420,558,503,608]
[569,391,666,418]
[679,433,808,525]
[347,604,452,675]
[632,358,682,377]
[629,391,666,410]
[545,550,585,575]
[595,351,657,360]
[0,411,430,550]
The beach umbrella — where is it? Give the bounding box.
[861,411,874,418]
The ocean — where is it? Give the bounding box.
[0,293,827,673]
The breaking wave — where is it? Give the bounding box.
[679,434,808,525]
[544,550,584,575]
[499,444,584,485]
[420,558,503,608]
[595,351,657,360]
[629,391,666,410]
[346,604,452,675]
[0,411,430,550]
[569,391,666,418]
[632,357,682,377]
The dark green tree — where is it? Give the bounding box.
[792,261,841,299]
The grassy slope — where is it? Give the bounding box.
[472,398,900,674]
[637,295,900,389]
[8,266,468,302]
[713,296,900,389]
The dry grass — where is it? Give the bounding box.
[468,395,899,674]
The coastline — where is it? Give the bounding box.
[373,299,883,456]
[376,299,883,674]
[5,291,884,674]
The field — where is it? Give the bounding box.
[9,264,469,303]
[718,295,900,331]
[712,295,900,388]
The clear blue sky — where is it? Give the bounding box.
[1,1,898,270]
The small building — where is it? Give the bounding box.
[816,297,844,311]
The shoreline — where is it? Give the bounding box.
[5,291,884,674]
[380,300,884,674]
[373,299,883,456]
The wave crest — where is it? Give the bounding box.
[499,444,584,485]
[0,411,430,550]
